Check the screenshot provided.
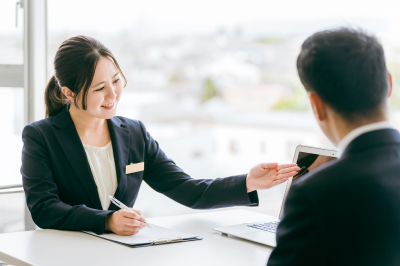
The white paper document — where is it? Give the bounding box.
[83,224,201,247]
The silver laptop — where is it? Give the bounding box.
[213,145,338,247]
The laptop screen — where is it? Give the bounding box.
[292,152,337,181]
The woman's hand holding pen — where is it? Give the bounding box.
[105,208,146,236]
[246,163,300,193]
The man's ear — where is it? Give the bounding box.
[388,72,393,98]
[61,87,75,103]
[308,92,327,122]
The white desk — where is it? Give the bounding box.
[0,209,274,266]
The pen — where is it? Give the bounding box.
[108,195,152,229]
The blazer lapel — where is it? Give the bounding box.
[107,117,130,210]
[52,108,102,210]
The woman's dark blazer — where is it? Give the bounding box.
[21,106,258,234]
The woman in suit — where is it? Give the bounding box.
[21,36,299,236]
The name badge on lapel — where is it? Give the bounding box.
[126,162,144,174]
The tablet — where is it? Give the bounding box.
[278,145,338,218]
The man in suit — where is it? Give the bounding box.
[267,28,400,265]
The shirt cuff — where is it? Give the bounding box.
[247,190,259,206]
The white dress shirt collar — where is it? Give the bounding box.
[338,121,394,157]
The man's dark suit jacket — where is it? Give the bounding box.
[268,128,400,266]
[21,107,258,234]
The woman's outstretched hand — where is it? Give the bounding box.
[105,208,146,236]
[246,163,300,193]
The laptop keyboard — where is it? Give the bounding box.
[247,221,279,233]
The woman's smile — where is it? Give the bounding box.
[101,102,115,110]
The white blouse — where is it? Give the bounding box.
[83,141,118,210]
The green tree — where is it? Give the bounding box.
[201,77,219,103]
[272,86,309,111]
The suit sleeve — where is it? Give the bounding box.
[21,124,114,234]
[139,121,258,209]
[267,183,324,266]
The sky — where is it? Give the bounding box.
[1,0,400,40]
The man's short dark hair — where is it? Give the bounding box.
[297,28,389,121]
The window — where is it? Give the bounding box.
[0,0,24,187]
[43,0,400,219]
[0,0,28,234]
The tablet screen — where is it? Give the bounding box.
[292,152,337,181]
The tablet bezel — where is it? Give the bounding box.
[278,145,338,219]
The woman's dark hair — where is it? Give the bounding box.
[297,28,388,122]
[44,35,127,117]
